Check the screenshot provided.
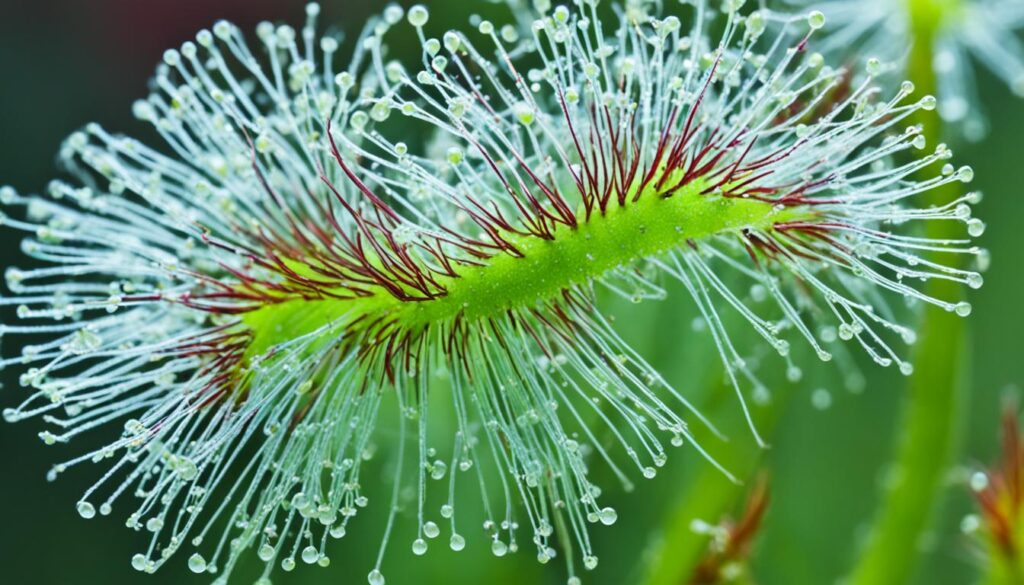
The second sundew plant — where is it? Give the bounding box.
[789,0,1024,140]
[0,1,987,583]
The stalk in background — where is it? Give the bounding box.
[849,0,972,583]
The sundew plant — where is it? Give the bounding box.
[0,1,990,584]
[788,0,1024,140]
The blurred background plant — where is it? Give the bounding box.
[967,400,1024,585]
[0,1,1021,584]
[787,0,1024,141]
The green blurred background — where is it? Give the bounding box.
[0,1,1021,583]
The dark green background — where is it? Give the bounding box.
[0,1,1020,583]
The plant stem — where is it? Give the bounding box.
[642,381,794,585]
[848,1,970,584]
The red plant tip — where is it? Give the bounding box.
[969,399,1024,575]
[689,475,771,585]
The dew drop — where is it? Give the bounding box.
[255,134,272,154]
[786,365,803,383]
[514,103,536,126]
[301,546,319,564]
[40,431,57,445]
[954,301,973,317]
[960,513,981,534]
[368,569,386,585]
[958,166,975,184]
[967,218,986,237]
[442,147,463,166]
[975,248,991,272]
[866,58,882,77]
[775,339,790,357]
[423,521,440,539]
[598,507,618,526]
[370,100,392,122]
[335,71,354,90]
[807,10,826,30]
[163,49,181,67]
[423,41,440,60]
[407,5,429,27]
[970,471,989,492]
[77,501,96,519]
[351,111,369,131]
[213,20,233,40]
[258,544,275,561]
[188,553,207,574]
[412,538,428,555]
[811,389,832,411]
[491,539,508,557]
[383,4,404,24]
[443,31,461,53]
[131,554,148,572]
[450,533,466,551]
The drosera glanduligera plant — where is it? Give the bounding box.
[965,402,1024,584]
[0,1,986,583]
[788,0,1024,140]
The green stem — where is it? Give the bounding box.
[642,381,795,585]
[848,1,969,584]
[242,178,809,358]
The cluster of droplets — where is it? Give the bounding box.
[786,0,1024,139]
